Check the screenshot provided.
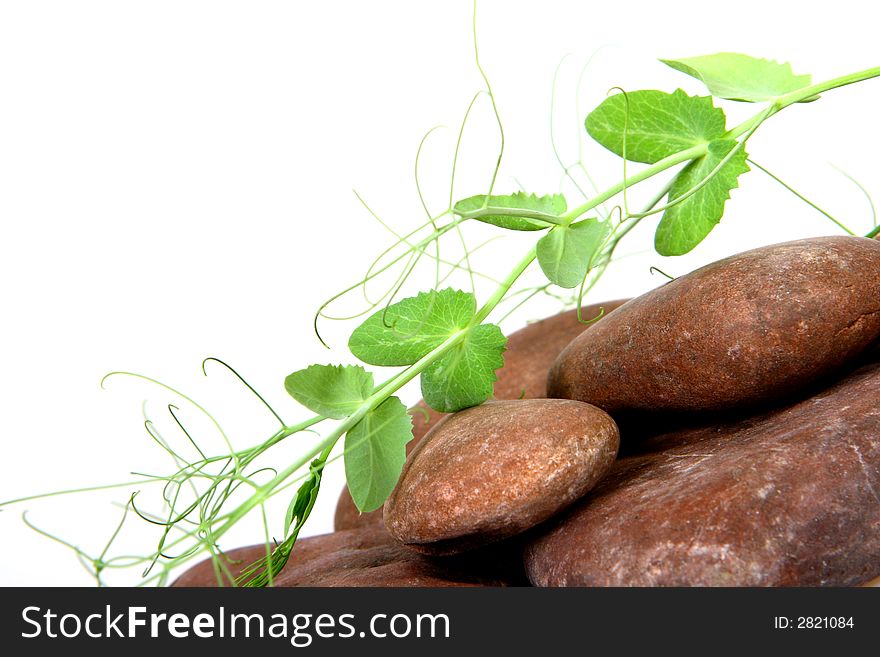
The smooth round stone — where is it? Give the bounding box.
[383,398,619,555]
[526,358,880,586]
[334,300,628,530]
[548,236,880,417]
[173,527,525,587]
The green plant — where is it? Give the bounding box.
[3,4,878,586]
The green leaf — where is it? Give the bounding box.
[348,288,507,413]
[344,396,413,513]
[586,89,726,164]
[284,364,373,419]
[661,53,813,103]
[453,192,566,231]
[239,454,326,587]
[349,288,475,366]
[536,218,611,288]
[421,323,507,413]
[283,457,324,537]
[654,139,750,256]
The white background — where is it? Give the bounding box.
[1,1,878,585]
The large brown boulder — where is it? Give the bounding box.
[525,359,880,586]
[549,237,880,419]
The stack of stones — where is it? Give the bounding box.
[177,236,880,587]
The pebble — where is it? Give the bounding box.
[384,399,619,555]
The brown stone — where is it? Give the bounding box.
[525,360,880,586]
[384,399,619,555]
[548,236,880,418]
[493,299,628,400]
[173,526,526,587]
[334,300,628,530]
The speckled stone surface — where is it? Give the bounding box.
[548,236,880,418]
[334,300,628,531]
[173,526,526,587]
[384,399,619,555]
[525,359,880,587]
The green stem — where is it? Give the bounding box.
[781,65,880,102]
[563,143,707,223]
[728,65,880,138]
[613,178,677,244]
[472,247,537,324]
[866,225,880,239]
[748,158,855,235]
